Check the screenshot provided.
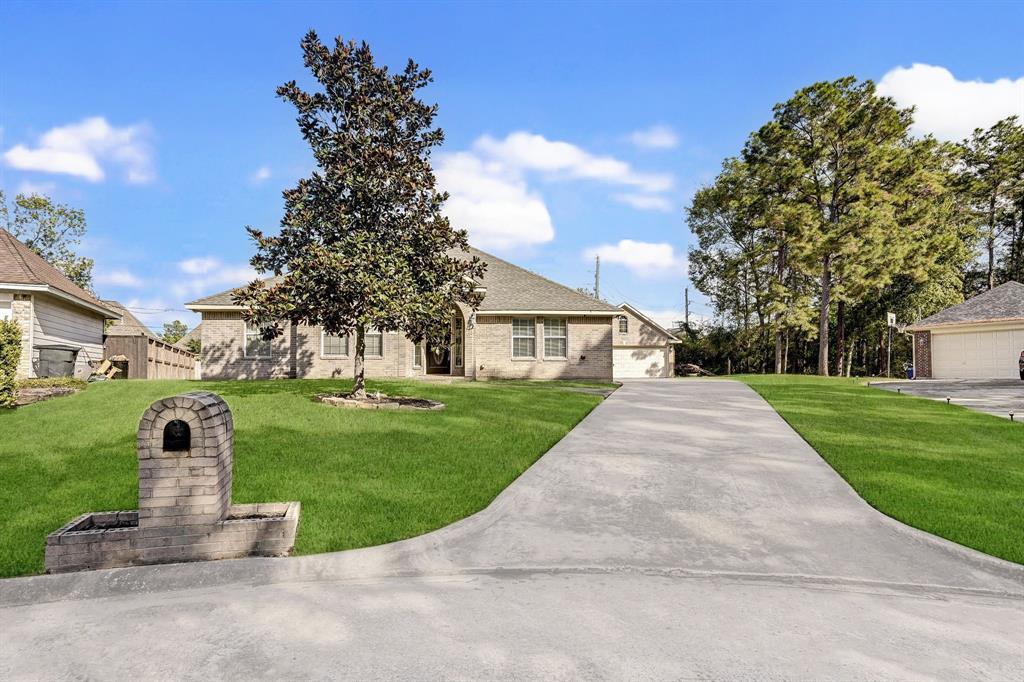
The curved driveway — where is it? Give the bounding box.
[2,379,1022,680]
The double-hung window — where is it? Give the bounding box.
[413,341,423,368]
[618,316,628,334]
[244,322,272,358]
[512,318,535,358]
[321,331,349,357]
[364,328,383,357]
[543,318,567,359]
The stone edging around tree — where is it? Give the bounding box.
[316,393,446,411]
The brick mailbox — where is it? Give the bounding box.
[45,391,300,573]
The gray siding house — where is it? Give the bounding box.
[186,248,621,381]
[0,228,120,379]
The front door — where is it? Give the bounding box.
[426,342,450,374]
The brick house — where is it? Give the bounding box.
[0,228,120,379]
[908,281,1024,379]
[185,247,622,381]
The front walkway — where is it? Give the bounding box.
[2,380,1022,680]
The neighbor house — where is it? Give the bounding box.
[0,228,120,379]
[102,300,197,380]
[909,281,1024,379]
[613,303,677,378]
[186,247,622,381]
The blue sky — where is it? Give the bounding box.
[2,1,1022,332]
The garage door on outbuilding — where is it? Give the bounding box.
[910,281,1024,380]
[613,304,677,379]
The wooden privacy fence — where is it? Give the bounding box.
[103,335,196,380]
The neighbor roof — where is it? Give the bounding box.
[910,281,1024,329]
[173,323,202,349]
[102,300,160,339]
[0,228,119,318]
[186,247,620,314]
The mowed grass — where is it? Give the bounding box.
[0,378,610,577]
[739,375,1024,564]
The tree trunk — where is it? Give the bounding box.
[834,299,845,377]
[783,332,790,374]
[775,330,784,374]
[987,194,997,290]
[352,323,367,399]
[844,337,855,377]
[817,255,831,376]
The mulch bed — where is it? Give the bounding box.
[316,392,446,411]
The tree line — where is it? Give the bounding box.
[684,76,1023,376]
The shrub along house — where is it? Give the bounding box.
[0,228,120,379]
[909,280,1024,379]
[186,248,622,381]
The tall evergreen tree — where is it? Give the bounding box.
[236,32,486,398]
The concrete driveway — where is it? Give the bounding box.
[2,380,1022,680]
[872,378,1024,419]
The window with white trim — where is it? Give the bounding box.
[321,331,349,357]
[413,341,423,368]
[0,301,11,322]
[543,318,567,358]
[364,328,383,357]
[244,322,272,358]
[453,322,463,367]
[512,318,535,358]
[618,316,628,334]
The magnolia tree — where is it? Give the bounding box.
[236,32,485,398]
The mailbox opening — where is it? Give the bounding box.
[163,419,191,451]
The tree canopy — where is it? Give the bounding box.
[1,190,94,291]
[236,32,485,397]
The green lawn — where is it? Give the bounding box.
[739,375,1024,564]
[0,378,610,578]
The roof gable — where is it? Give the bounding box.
[914,281,1024,328]
[186,247,620,314]
[618,303,677,341]
[0,228,117,317]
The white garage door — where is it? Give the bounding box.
[931,326,1024,379]
[614,347,671,379]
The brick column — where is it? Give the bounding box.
[913,331,932,379]
[12,295,33,379]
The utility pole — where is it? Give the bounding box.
[684,287,690,327]
[594,255,600,300]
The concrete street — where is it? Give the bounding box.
[2,379,1022,680]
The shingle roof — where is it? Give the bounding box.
[912,281,1024,328]
[0,228,118,317]
[173,323,202,349]
[102,300,160,339]
[186,247,619,313]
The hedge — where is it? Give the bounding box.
[0,319,22,409]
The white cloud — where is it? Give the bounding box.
[250,165,271,184]
[877,64,1024,141]
[15,180,57,197]
[435,152,554,250]
[584,239,686,277]
[2,117,155,183]
[95,269,143,288]
[474,132,673,193]
[436,131,675,249]
[612,193,674,212]
[628,125,679,150]
[172,256,257,300]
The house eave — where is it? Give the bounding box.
[908,316,1024,332]
[0,282,121,319]
[477,309,621,317]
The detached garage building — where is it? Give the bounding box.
[910,281,1024,379]
[613,303,677,378]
